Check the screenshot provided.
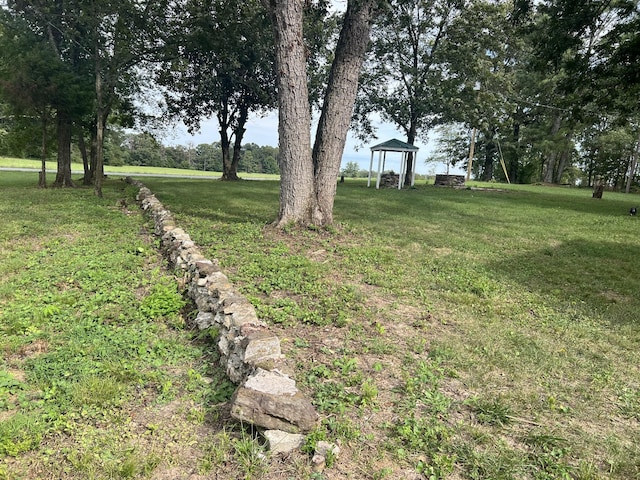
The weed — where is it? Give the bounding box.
[139,282,186,320]
[0,414,43,456]
[200,430,233,473]
[617,386,640,420]
[232,430,267,479]
[468,396,513,426]
[360,378,379,406]
[416,452,455,479]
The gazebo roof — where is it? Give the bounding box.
[370,138,419,152]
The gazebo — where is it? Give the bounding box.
[367,138,419,189]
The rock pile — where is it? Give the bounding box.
[434,174,465,187]
[126,178,318,447]
[379,172,400,188]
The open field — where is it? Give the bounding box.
[2,169,640,479]
[0,157,279,180]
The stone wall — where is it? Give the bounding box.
[434,174,465,187]
[127,178,318,448]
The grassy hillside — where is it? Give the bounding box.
[2,170,639,479]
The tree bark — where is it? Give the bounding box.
[510,120,520,183]
[94,57,105,198]
[89,127,97,184]
[554,130,573,184]
[53,111,74,188]
[227,105,249,181]
[219,102,246,181]
[482,129,495,181]
[78,128,91,185]
[625,131,640,194]
[264,0,315,226]
[312,0,376,225]
[543,113,562,183]
[403,120,418,187]
[39,115,47,188]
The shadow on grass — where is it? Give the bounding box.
[489,237,640,327]
[142,178,280,224]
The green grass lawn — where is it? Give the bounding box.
[2,169,639,479]
[0,172,238,479]
[142,175,640,479]
[0,156,279,180]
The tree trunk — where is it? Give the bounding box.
[94,64,105,198]
[79,129,91,185]
[39,115,47,188]
[219,102,246,181]
[403,121,418,187]
[510,121,520,183]
[543,113,562,183]
[482,130,495,181]
[554,130,573,184]
[625,131,640,194]
[227,105,249,181]
[265,0,315,226]
[311,0,376,225]
[53,111,74,188]
[555,148,569,184]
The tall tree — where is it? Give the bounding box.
[357,0,466,186]
[262,0,381,227]
[2,2,94,188]
[159,0,276,181]
[6,0,177,195]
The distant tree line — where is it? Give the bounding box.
[100,131,279,174]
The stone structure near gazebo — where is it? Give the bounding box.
[434,174,465,187]
[126,177,318,448]
[378,172,400,188]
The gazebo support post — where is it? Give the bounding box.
[367,151,374,187]
[411,154,416,187]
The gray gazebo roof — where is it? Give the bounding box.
[370,138,419,153]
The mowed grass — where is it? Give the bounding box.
[0,156,279,180]
[141,175,640,479]
[0,172,240,479]
[2,167,640,479]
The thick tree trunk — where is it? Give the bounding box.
[266,0,315,226]
[265,0,376,227]
[554,130,573,184]
[482,130,495,182]
[403,122,418,187]
[311,0,376,225]
[227,106,248,181]
[510,121,520,183]
[555,148,569,184]
[53,111,74,188]
[543,113,562,183]
[625,131,640,194]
